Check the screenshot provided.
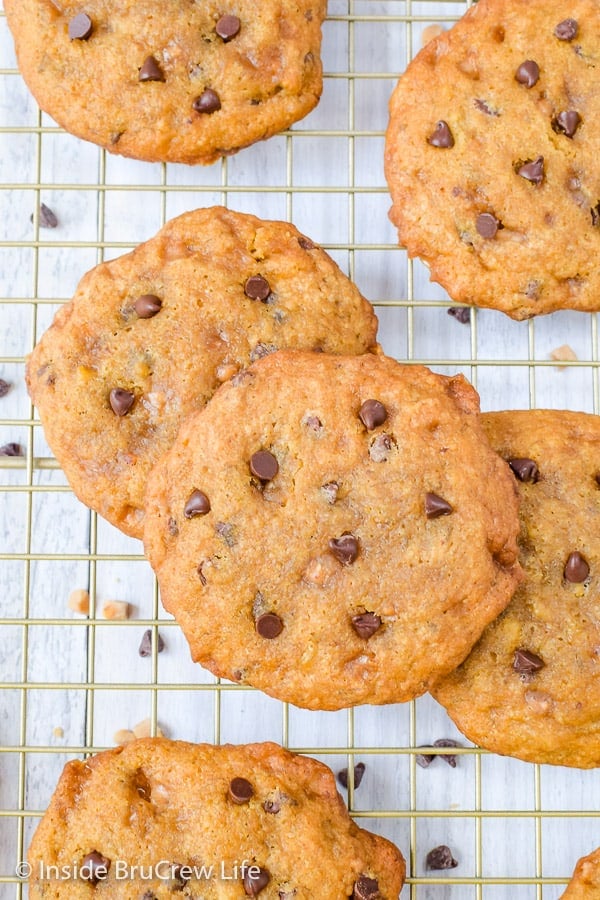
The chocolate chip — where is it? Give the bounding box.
[168,517,179,536]
[215,521,235,546]
[184,489,211,518]
[513,648,545,675]
[170,865,189,889]
[243,867,270,895]
[592,204,600,227]
[0,379,11,398]
[517,156,545,184]
[369,433,394,463]
[351,612,381,639]
[216,14,241,41]
[329,533,359,565]
[447,307,471,324]
[303,414,323,433]
[81,851,110,883]
[109,388,134,416]
[555,18,578,41]
[426,846,458,870]
[353,875,380,899]
[476,212,500,239]
[229,776,254,804]
[263,798,281,814]
[69,13,93,40]
[515,60,540,87]
[255,612,283,639]
[564,551,590,583]
[193,89,221,114]
[134,293,162,317]
[249,342,276,362]
[250,450,279,481]
[0,442,23,457]
[30,202,59,228]
[298,236,315,250]
[596,473,600,487]
[244,275,271,301]
[337,761,366,789]
[425,492,453,519]
[142,893,157,900]
[553,110,581,138]
[508,457,539,483]
[138,629,165,657]
[416,747,436,768]
[321,481,339,503]
[428,121,454,148]
[359,399,387,430]
[433,738,460,767]
[474,98,499,117]
[139,55,165,82]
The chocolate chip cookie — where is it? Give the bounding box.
[385,0,600,319]
[27,738,406,898]
[26,207,378,538]
[143,350,522,710]
[562,848,600,898]
[433,410,600,767]
[4,0,325,164]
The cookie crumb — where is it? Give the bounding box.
[550,343,578,369]
[132,717,165,739]
[421,23,446,47]
[113,728,136,745]
[68,588,90,615]
[52,726,64,739]
[102,600,130,620]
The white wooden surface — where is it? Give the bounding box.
[1,1,599,898]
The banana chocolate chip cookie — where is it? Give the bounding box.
[4,0,326,164]
[143,350,522,710]
[28,738,406,898]
[26,207,378,538]
[562,848,600,898]
[433,410,600,767]
[385,0,600,319]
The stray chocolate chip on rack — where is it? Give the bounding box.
[426,845,458,870]
[30,202,58,229]
[338,761,366,790]
[433,738,460,767]
[447,307,471,324]
[0,379,12,398]
[138,629,165,657]
[0,442,23,456]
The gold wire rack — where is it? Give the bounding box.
[1,1,599,898]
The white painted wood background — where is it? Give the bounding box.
[1,1,599,898]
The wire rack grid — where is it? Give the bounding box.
[1,1,599,898]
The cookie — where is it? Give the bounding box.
[384,0,600,319]
[26,207,378,539]
[143,350,522,710]
[562,848,600,898]
[432,410,600,767]
[4,0,325,165]
[27,737,406,898]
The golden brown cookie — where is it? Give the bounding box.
[562,848,600,899]
[143,350,522,710]
[384,0,600,319]
[4,0,326,165]
[433,410,600,767]
[27,738,406,898]
[26,207,378,539]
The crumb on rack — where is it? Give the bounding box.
[68,588,89,615]
[550,344,578,369]
[421,23,446,47]
[102,600,130,620]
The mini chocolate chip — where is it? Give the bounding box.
[555,18,578,41]
[193,89,221,114]
[426,846,458,870]
[515,60,540,87]
[592,204,600,227]
[109,388,135,416]
[433,738,460,767]
[255,612,283,639]
[329,533,359,565]
[244,274,271,301]
[69,13,93,40]
[0,379,11,398]
[476,212,500,239]
[250,342,276,362]
[474,98,499,117]
[138,629,165,657]
[508,457,539,483]
[428,121,454,148]
[425,492,453,519]
[369,433,394,463]
[553,110,581,138]
[303,414,323,433]
[81,851,110,883]
[513,648,545,675]
[184,489,211,518]
[359,399,387,430]
[244,867,270,895]
[134,293,162,318]
[337,761,366,789]
[447,306,471,324]
[321,481,339,503]
[263,798,281,814]
[564,551,590,583]
[250,450,279,481]
[30,202,59,229]
[351,612,381,639]
[517,156,545,184]
[353,875,380,899]
[229,776,254,804]
[216,14,241,41]
[298,236,315,250]
[0,442,23,457]
[139,55,165,82]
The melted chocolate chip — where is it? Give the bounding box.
[184,489,211,518]
[513,648,545,675]
[353,875,380,899]
[425,493,453,519]
[244,275,271,301]
[553,110,581,138]
[351,612,381,639]
[139,56,165,82]
[359,399,387,430]
[474,98,499,117]
[476,213,500,239]
[243,867,271,895]
[138,629,165,657]
[369,433,394,463]
[508,457,539,483]
[134,293,162,317]
[321,481,339,503]
[0,379,11,398]
[554,18,578,41]
[193,89,221,114]
[298,236,315,250]
[0,442,23,457]
[428,121,454,148]
[69,13,93,40]
[229,776,254,804]
[216,14,241,41]
[515,60,540,87]
[263,798,281,814]
[109,388,134,416]
[447,307,471,324]
[426,846,458,870]
[329,533,359,565]
[517,156,545,185]
[564,551,590,583]
[255,612,283,639]
[250,450,279,481]
[337,761,366,789]
[81,851,110,883]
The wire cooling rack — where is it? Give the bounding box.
[1,2,599,898]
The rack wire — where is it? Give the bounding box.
[1,1,599,898]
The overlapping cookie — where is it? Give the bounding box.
[562,848,600,898]
[26,207,378,538]
[4,1,326,165]
[385,0,600,319]
[143,350,522,710]
[433,410,600,767]
[27,738,406,898]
